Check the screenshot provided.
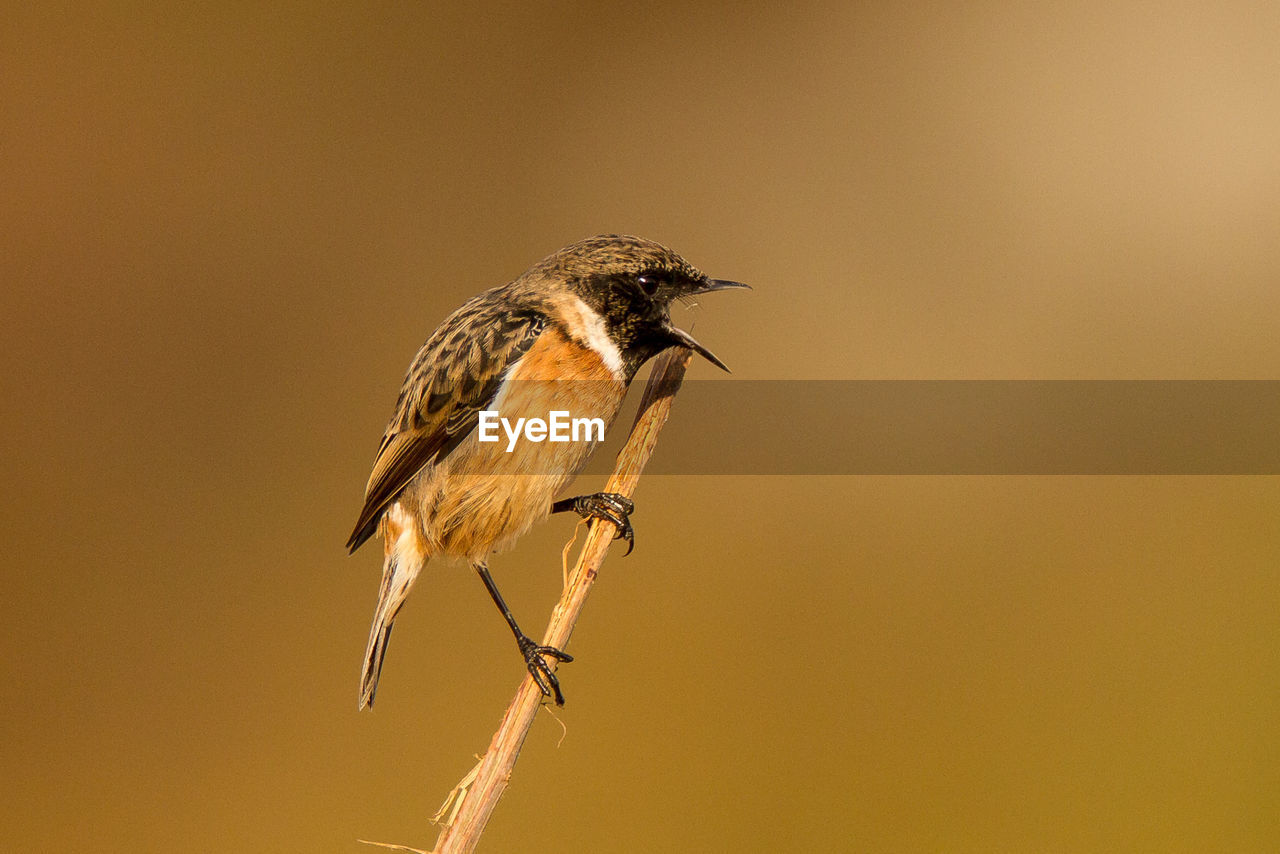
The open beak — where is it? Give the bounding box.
[664,324,732,372]
[665,278,748,371]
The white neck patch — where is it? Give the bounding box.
[562,296,624,378]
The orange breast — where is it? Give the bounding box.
[506,326,622,384]
[406,327,629,559]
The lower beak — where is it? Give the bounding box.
[664,324,731,372]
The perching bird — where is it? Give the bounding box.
[348,234,746,709]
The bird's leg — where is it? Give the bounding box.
[473,561,573,705]
[551,492,636,555]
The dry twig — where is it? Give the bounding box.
[426,347,694,854]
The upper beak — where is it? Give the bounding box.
[691,278,751,295]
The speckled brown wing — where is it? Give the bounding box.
[346,296,547,553]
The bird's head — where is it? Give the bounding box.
[524,234,748,378]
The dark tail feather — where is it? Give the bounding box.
[358,547,424,710]
[359,617,396,710]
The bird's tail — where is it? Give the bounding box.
[359,518,426,710]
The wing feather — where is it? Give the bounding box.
[346,298,546,552]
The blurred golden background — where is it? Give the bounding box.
[3,2,1278,851]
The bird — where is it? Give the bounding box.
[348,234,747,709]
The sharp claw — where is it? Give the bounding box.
[592,499,633,545]
[601,507,635,555]
[556,492,637,555]
[518,635,572,705]
[548,671,566,706]
[532,658,564,705]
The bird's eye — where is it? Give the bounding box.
[636,274,660,296]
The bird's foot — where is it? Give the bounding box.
[517,633,573,706]
[552,492,635,555]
